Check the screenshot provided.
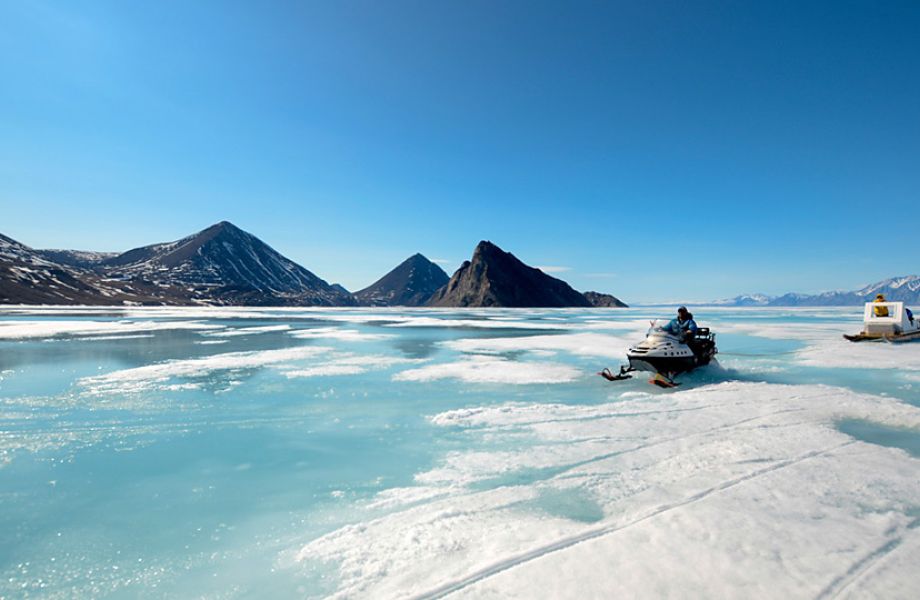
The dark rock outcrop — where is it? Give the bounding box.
[356,254,449,306]
[583,291,628,308]
[427,241,592,308]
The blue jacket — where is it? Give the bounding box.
[661,317,697,336]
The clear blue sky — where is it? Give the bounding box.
[1,1,918,303]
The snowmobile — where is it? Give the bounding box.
[844,301,920,342]
[599,323,718,388]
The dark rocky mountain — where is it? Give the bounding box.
[0,233,155,305]
[97,221,356,306]
[356,253,449,306]
[427,241,593,308]
[583,291,628,308]
[1,222,355,306]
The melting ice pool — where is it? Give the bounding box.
[1,306,919,598]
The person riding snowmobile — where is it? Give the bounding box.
[661,306,698,339]
[598,305,716,387]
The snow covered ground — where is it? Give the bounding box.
[1,306,918,598]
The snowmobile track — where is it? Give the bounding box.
[409,440,855,600]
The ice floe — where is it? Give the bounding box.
[443,331,630,359]
[82,334,156,341]
[283,354,422,378]
[796,336,920,371]
[393,355,582,385]
[383,316,568,330]
[204,324,292,337]
[709,319,920,371]
[295,382,920,599]
[78,346,332,395]
[716,321,852,341]
[289,327,392,341]
[0,319,221,340]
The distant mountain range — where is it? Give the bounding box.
[1,223,626,308]
[7,221,913,308]
[714,276,920,306]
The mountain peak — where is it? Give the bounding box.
[356,253,449,306]
[472,240,501,256]
[211,220,241,232]
[98,223,355,306]
[428,241,592,308]
[194,220,245,243]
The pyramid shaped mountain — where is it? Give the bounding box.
[100,221,355,306]
[356,253,449,306]
[427,241,592,308]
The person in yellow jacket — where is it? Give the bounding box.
[874,293,889,317]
